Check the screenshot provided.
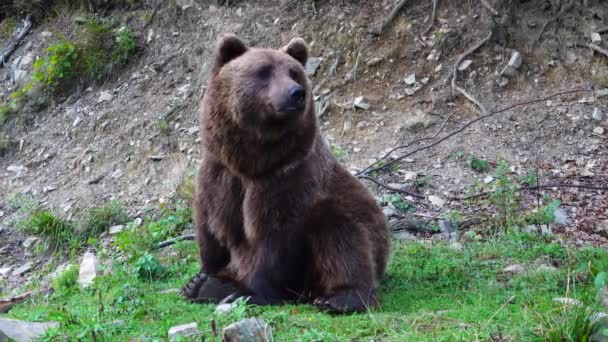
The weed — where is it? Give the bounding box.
[0,17,16,38]
[469,155,490,172]
[133,252,165,281]
[23,210,77,252]
[114,222,154,259]
[52,265,80,294]
[0,134,16,157]
[521,169,538,186]
[488,160,521,232]
[147,204,192,242]
[383,194,414,212]
[79,200,129,238]
[330,144,347,161]
[175,171,196,204]
[525,199,560,226]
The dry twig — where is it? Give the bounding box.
[0,14,32,68]
[155,234,195,249]
[451,31,493,115]
[422,0,439,36]
[587,43,608,58]
[359,175,425,199]
[373,0,412,34]
[480,0,499,16]
[455,183,608,201]
[357,89,590,176]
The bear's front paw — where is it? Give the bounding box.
[180,272,209,301]
[313,289,378,314]
[181,273,240,303]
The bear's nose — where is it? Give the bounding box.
[288,84,305,102]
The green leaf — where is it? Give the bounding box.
[595,271,608,293]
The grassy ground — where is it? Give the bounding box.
[5,224,608,341]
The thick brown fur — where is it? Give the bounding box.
[180,34,390,313]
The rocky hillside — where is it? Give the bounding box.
[0,0,608,340]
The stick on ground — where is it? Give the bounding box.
[372,0,412,34]
[422,0,439,36]
[0,15,32,68]
[480,0,499,16]
[451,31,493,115]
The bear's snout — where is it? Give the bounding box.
[280,84,306,114]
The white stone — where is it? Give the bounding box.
[168,322,198,340]
[594,127,605,135]
[12,262,33,276]
[109,225,124,235]
[215,303,237,315]
[305,57,322,77]
[0,267,12,277]
[458,59,472,71]
[508,51,523,69]
[553,297,582,306]
[111,169,124,179]
[536,264,558,273]
[97,91,114,103]
[353,96,370,110]
[78,252,99,288]
[40,31,53,37]
[553,207,568,225]
[404,73,416,85]
[504,264,525,274]
[592,32,602,44]
[593,107,605,121]
[428,195,446,208]
[483,176,494,184]
[222,318,272,342]
[597,89,608,98]
[7,165,26,174]
[0,318,59,342]
[22,236,39,249]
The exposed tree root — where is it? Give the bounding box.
[371,0,412,35]
[422,0,439,36]
[480,0,499,16]
[0,14,32,68]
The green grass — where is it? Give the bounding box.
[6,229,608,341]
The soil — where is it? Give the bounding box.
[0,0,607,293]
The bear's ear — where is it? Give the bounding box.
[211,33,248,75]
[281,38,308,67]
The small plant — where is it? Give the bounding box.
[52,265,80,294]
[79,200,129,238]
[383,194,414,212]
[24,211,76,252]
[146,205,192,242]
[525,199,561,226]
[114,222,154,259]
[0,17,16,38]
[469,155,489,172]
[521,170,538,186]
[331,144,347,161]
[489,160,520,232]
[133,252,165,280]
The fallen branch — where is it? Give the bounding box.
[0,14,32,68]
[480,0,499,16]
[359,175,425,199]
[155,234,195,249]
[0,291,33,313]
[356,113,452,176]
[421,0,439,36]
[455,183,608,201]
[587,43,608,58]
[357,88,590,176]
[451,31,493,115]
[373,0,412,34]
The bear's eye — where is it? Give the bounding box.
[255,65,273,79]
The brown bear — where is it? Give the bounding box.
[180,33,390,313]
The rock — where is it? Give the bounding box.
[187,126,199,135]
[78,252,99,288]
[597,89,608,98]
[405,87,416,96]
[497,76,509,87]
[594,127,605,135]
[394,230,415,240]
[0,318,59,342]
[504,264,525,274]
[536,264,558,274]
[449,242,464,251]
[483,176,494,184]
[97,91,114,103]
[0,267,12,277]
[553,297,582,306]
[222,318,272,342]
[367,57,383,66]
[553,207,568,225]
[22,237,39,249]
[12,262,33,277]
[592,107,605,121]
[435,64,443,72]
[592,32,602,44]
[7,165,26,175]
[133,218,143,227]
[458,59,472,71]
[175,0,194,10]
[382,208,397,218]
[438,220,455,234]
[501,51,523,76]
[215,303,237,315]
[404,73,416,85]
[111,169,124,179]
[40,31,53,38]
[305,57,322,76]
[353,96,370,110]
[168,322,198,340]
[428,195,446,208]
[108,225,124,235]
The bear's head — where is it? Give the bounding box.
[208,34,312,138]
